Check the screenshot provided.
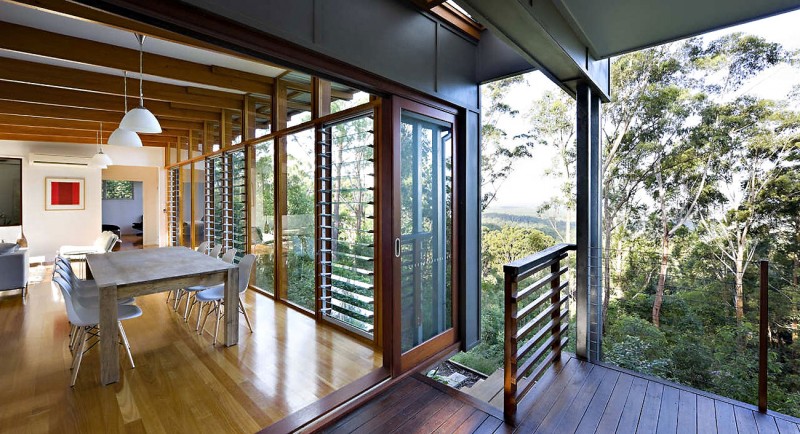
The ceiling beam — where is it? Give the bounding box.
[0,81,222,121]
[0,101,204,129]
[0,21,274,94]
[0,123,189,139]
[0,57,250,110]
[0,132,169,147]
[0,114,195,138]
[8,0,286,71]
[283,81,354,101]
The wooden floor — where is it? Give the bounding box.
[327,354,800,434]
[0,269,381,433]
[319,374,508,434]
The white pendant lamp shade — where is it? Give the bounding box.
[91,150,113,168]
[120,107,161,133]
[122,33,162,134]
[108,126,143,147]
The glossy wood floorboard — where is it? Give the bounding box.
[0,271,381,433]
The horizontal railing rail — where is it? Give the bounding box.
[504,243,575,423]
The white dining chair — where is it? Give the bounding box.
[183,248,237,322]
[54,276,142,386]
[195,254,256,345]
[167,241,222,310]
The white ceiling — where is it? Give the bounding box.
[0,0,286,90]
[553,0,800,58]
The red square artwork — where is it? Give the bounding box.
[50,181,81,205]
[45,178,84,210]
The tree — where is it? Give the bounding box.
[522,90,576,243]
[480,76,530,210]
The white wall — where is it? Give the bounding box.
[0,141,165,261]
[102,181,143,235]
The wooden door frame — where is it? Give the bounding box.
[391,96,460,375]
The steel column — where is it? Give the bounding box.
[575,82,603,361]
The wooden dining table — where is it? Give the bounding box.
[86,246,238,385]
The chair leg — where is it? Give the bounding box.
[118,321,135,369]
[70,327,87,387]
[173,290,183,311]
[195,301,205,332]
[200,303,215,335]
[213,301,222,346]
[186,298,196,323]
[69,324,78,351]
[70,327,85,371]
[183,292,192,321]
[239,295,253,333]
[165,290,173,304]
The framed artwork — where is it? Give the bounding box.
[45,177,85,211]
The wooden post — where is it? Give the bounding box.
[503,270,518,423]
[551,258,562,356]
[759,259,769,413]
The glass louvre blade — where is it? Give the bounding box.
[318,113,376,336]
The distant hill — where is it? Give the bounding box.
[482,209,563,240]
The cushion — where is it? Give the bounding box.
[0,242,19,255]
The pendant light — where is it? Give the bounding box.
[108,71,143,147]
[91,127,113,169]
[119,34,162,133]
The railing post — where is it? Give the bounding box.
[551,258,562,358]
[759,260,769,413]
[504,269,518,423]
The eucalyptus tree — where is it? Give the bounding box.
[480,75,529,210]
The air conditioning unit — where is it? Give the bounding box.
[29,153,93,168]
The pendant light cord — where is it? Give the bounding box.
[123,71,129,112]
[137,34,145,107]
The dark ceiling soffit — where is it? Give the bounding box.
[593,5,800,59]
[457,0,611,102]
[70,0,461,114]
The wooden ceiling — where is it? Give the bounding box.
[0,0,353,148]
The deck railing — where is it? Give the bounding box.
[503,243,575,422]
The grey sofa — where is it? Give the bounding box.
[0,243,28,297]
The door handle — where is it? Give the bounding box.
[394,238,401,258]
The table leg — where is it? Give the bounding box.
[99,284,120,384]
[224,269,239,346]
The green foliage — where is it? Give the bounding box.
[102,180,134,200]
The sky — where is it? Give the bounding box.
[487,9,800,211]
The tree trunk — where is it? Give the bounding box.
[653,233,669,328]
[734,241,745,324]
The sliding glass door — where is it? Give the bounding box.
[394,99,457,371]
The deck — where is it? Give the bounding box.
[322,353,800,433]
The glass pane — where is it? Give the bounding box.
[180,164,192,247]
[330,90,371,114]
[169,167,180,246]
[319,114,376,335]
[230,150,247,259]
[208,156,226,250]
[254,97,271,138]
[284,75,312,127]
[283,128,315,310]
[253,140,275,294]
[193,160,205,248]
[400,110,453,353]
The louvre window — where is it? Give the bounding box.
[318,113,375,336]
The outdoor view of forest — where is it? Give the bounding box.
[455,31,800,417]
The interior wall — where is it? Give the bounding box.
[101,148,164,248]
[101,181,143,235]
[0,141,101,261]
[0,141,164,260]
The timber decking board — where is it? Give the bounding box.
[325,353,800,434]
